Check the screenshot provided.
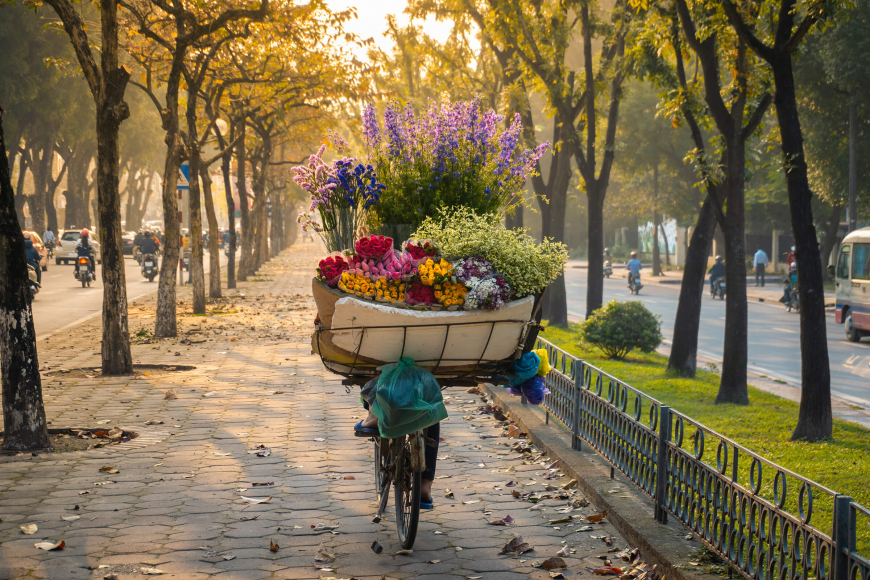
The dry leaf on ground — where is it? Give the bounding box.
[499,536,534,555]
[140,567,165,575]
[591,567,623,575]
[541,557,567,570]
[163,390,177,400]
[314,545,335,562]
[396,549,413,555]
[34,540,65,551]
[586,510,608,523]
[60,516,80,522]
[488,515,515,526]
[269,539,279,552]
[562,479,578,490]
[239,496,272,504]
[20,524,37,535]
[99,466,119,474]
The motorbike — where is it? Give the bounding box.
[27,264,40,298]
[628,273,642,295]
[182,249,191,271]
[711,277,726,300]
[45,240,55,260]
[74,256,95,288]
[141,253,157,282]
[603,260,613,278]
[783,271,800,312]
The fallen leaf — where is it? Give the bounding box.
[20,524,37,535]
[240,516,259,521]
[251,481,274,486]
[314,545,336,562]
[445,489,454,498]
[549,516,573,524]
[94,481,116,486]
[99,466,119,474]
[270,539,279,552]
[272,390,285,395]
[213,452,232,457]
[78,490,90,495]
[34,540,65,551]
[60,516,80,522]
[312,522,340,533]
[429,559,441,564]
[562,479,578,490]
[591,567,623,575]
[140,567,165,575]
[500,536,534,555]
[550,572,566,579]
[144,420,164,425]
[223,554,236,561]
[586,510,608,523]
[506,481,519,487]
[541,557,568,570]
[512,490,522,498]
[313,438,325,442]
[488,515,515,526]
[164,390,177,400]
[462,500,479,504]
[202,392,219,397]
[239,496,272,504]
[344,476,355,480]
[96,420,111,425]
[396,549,413,555]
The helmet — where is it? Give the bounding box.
[630,251,638,258]
[80,229,89,237]
[791,246,795,251]
[790,262,797,268]
[715,255,723,262]
[22,231,31,240]
[604,247,610,253]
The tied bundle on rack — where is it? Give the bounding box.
[504,350,551,405]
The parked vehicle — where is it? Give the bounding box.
[74,257,95,287]
[22,231,48,271]
[628,274,642,295]
[711,277,726,300]
[832,227,870,342]
[603,260,613,278]
[122,232,136,255]
[56,230,101,265]
[141,254,158,282]
[27,264,40,298]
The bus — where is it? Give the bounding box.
[833,227,870,342]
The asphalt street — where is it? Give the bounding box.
[32,250,231,341]
[565,266,870,407]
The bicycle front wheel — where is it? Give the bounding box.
[393,435,421,549]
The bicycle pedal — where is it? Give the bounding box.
[372,515,382,524]
[371,540,383,554]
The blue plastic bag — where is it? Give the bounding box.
[370,358,448,439]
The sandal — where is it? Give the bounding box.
[354,421,379,437]
[420,499,434,510]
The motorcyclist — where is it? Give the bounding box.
[708,255,725,293]
[24,233,42,285]
[627,251,642,289]
[75,229,96,279]
[139,231,160,270]
[780,262,798,304]
[42,228,56,254]
[603,247,612,262]
[785,246,795,269]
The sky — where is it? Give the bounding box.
[326,0,455,56]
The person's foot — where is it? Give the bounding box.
[420,479,434,509]
[360,410,378,429]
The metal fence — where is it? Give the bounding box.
[534,337,870,580]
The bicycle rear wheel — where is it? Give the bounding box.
[393,435,421,549]
[374,437,388,493]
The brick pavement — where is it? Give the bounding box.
[0,240,635,580]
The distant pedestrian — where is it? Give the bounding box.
[753,247,769,287]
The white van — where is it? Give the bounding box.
[833,227,870,342]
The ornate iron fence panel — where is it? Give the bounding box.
[530,337,865,580]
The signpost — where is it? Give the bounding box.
[178,162,189,286]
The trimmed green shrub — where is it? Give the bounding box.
[580,300,662,360]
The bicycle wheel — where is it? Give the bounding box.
[374,437,389,494]
[393,435,421,549]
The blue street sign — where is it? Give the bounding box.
[177,162,190,190]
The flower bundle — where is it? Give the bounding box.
[433,280,468,308]
[355,235,394,261]
[317,255,349,287]
[293,144,385,253]
[453,257,495,288]
[374,278,406,303]
[338,271,374,296]
[405,282,436,306]
[363,99,550,231]
[418,258,453,286]
[347,250,417,281]
[403,238,439,262]
[464,275,510,310]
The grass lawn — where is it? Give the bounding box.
[541,322,870,552]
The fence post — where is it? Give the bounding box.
[654,405,671,524]
[832,495,853,580]
[572,368,582,451]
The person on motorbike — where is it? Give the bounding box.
[603,247,612,262]
[42,228,56,254]
[780,262,798,304]
[24,233,42,285]
[75,229,96,279]
[139,231,160,270]
[708,255,725,293]
[627,251,642,289]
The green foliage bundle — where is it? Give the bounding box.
[412,207,568,297]
[580,300,662,360]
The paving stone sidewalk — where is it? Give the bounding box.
[0,241,636,580]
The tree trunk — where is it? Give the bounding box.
[715,140,748,405]
[64,146,93,228]
[820,203,842,281]
[186,100,205,315]
[200,166,221,299]
[236,119,251,281]
[586,186,606,318]
[14,154,27,228]
[652,164,661,276]
[221,149,236,289]
[770,55,832,440]
[848,92,857,232]
[546,139,572,327]
[29,142,51,235]
[668,197,717,377]
[662,222,671,266]
[0,108,51,451]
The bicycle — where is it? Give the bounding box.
[367,429,425,549]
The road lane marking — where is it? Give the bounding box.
[773,327,798,334]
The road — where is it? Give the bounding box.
[565,266,870,407]
[32,251,231,340]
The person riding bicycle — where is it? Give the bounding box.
[627,251,642,289]
[708,255,725,292]
[75,229,96,278]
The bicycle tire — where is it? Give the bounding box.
[374,437,388,494]
[393,435,421,549]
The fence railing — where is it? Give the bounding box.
[534,337,868,580]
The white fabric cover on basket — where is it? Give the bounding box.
[330,295,535,369]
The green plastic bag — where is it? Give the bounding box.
[370,358,448,439]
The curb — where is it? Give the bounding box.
[481,383,717,580]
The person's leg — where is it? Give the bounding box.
[35,265,41,285]
[421,422,440,505]
[755,266,760,286]
[761,265,765,287]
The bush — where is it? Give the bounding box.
[579,300,662,360]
